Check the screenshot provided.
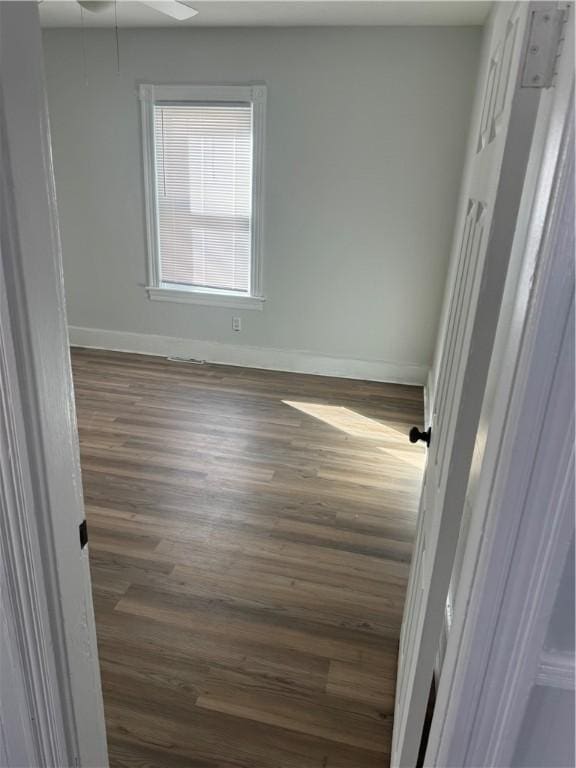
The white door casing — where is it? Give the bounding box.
[391,4,547,765]
[0,3,108,766]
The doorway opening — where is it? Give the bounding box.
[73,348,425,765]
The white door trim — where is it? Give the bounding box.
[0,230,67,768]
[425,10,574,765]
[0,3,108,766]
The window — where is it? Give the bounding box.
[140,84,266,309]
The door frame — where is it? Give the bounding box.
[425,9,574,766]
[0,2,572,767]
[0,3,108,766]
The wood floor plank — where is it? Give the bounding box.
[71,348,424,768]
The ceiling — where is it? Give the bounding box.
[39,0,492,28]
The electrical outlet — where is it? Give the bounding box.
[232,317,241,332]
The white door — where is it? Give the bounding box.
[392,4,546,765]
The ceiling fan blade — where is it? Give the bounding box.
[142,0,199,21]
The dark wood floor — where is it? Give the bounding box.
[72,349,425,768]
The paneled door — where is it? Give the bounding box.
[391,4,544,765]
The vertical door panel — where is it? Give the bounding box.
[391,4,539,765]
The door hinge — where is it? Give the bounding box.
[79,519,88,550]
[521,6,570,88]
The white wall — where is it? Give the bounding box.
[42,26,480,383]
[512,537,575,768]
[512,540,575,768]
[545,537,575,654]
[512,686,575,768]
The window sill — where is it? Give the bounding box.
[146,285,265,310]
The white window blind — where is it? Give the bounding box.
[153,102,254,294]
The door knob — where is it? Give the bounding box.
[409,426,431,447]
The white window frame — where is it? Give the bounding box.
[139,83,266,310]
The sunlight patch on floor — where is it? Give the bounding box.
[378,447,426,471]
[283,401,426,470]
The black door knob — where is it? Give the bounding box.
[409,426,431,447]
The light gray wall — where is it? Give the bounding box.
[546,536,575,653]
[42,26,480,374]
[512,685,575,768]
[511,537,575,768]
[512,535,575,768]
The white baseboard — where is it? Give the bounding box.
[536,651,575,691]
[68,326,428,386]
